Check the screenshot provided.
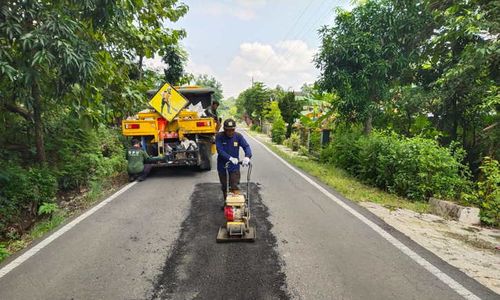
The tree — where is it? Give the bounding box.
[278,91,303,137]
[0,0,189,163]
[423,0,499,164]
[194,74,224,102]
[236,82,271,125]
[315,0,433,134]
[163,44,188,85]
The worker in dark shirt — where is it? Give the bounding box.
[204,100,221,131]
[215,119,252,202]
[126,139,152,182]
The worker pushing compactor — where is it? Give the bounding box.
[215,119,252,203]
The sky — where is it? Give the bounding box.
[144,0,352,98]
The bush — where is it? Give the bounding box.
[284,132,300,151]
[309,130,322,154]
[0,163,57,237]
[50,121,126,191]
[298,146,309,156]
[320,129,472,201]
[272,118,286,144]
[0,117,126,239]
[250,124,261,132]
[0,244,9,261]
[470,157,500,226]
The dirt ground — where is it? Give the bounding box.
[360,202,500,294]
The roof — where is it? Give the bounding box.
[146,86,215,97]
[177,87,215,95]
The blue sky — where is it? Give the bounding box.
[145,0,352,98]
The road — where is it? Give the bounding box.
[0,131,497,299]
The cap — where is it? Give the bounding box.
[223,119,236,129]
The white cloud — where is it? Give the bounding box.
[186,58,214,76]
[143,56,165,72]
[224,40,318,97]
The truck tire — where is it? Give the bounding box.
[199,142,212,171]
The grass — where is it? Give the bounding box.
[0,175,126,264]
[251,131,429,214]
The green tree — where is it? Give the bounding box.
[315,0,433,134]
[163,44,188,85]
[237,82,271,125]
[0,0,188,163]
[423,0,499,163]
[278,91,303,137]
[194,74,224,102]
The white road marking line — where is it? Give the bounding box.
[0,181,138,279]
[246,133,481,300]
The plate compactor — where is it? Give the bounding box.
[216,161,256,242]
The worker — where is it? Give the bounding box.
[215,119,252,203]
[126,139,152,182]
[204,100,221,131]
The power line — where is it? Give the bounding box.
[259,0,318,75]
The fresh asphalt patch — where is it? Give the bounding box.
[150,182,289,300]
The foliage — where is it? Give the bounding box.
[0,120,125,239]
[38,202,59,216]
[236,82,271,123]
[0,244,8,261]
[250,124,261,132]
[466,157,500,226]
[163,44,188,85]
[321,129,472,201]
[423,0,499,166]
[272,118,286,145]
[194,74,224,102]
[265,101,287,144]
[265,140,430,213]
[278,92,303,137]
[0,0,188,162]
[315,0,433,134]
[284,133,301,151]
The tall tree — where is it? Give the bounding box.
[0,0,188,163]
[315,0,433,134]
[423,0,499,162]
[278,92,303,137]
[237,82,271,125]
[163,44,187,85]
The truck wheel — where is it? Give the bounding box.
[199,142,212,171]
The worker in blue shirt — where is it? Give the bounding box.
[215,118,252,202]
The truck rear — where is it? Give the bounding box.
[122,85,218,170]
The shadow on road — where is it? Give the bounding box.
[150,183,289,300]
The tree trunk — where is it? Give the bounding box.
[286,123,292,138]
[451,99,458,141]
[138,55,144,80]
[406,112,412,136]
[32,83,46,163]
[363,113,373,135]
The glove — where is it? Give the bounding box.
[229,157,239,165]
[242,157,251,166]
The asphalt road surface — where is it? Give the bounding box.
[0,131,497,299]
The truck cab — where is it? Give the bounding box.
[122,85,218,170]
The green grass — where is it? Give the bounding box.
[0,175,125,264]
[0,213,67,262]
[255,133,429,214]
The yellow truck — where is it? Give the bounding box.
[122,84,218,170]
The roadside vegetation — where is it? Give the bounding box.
[236,0,499,227]
[0,0,196,262]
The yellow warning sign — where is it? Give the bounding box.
[149,83,189,122]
